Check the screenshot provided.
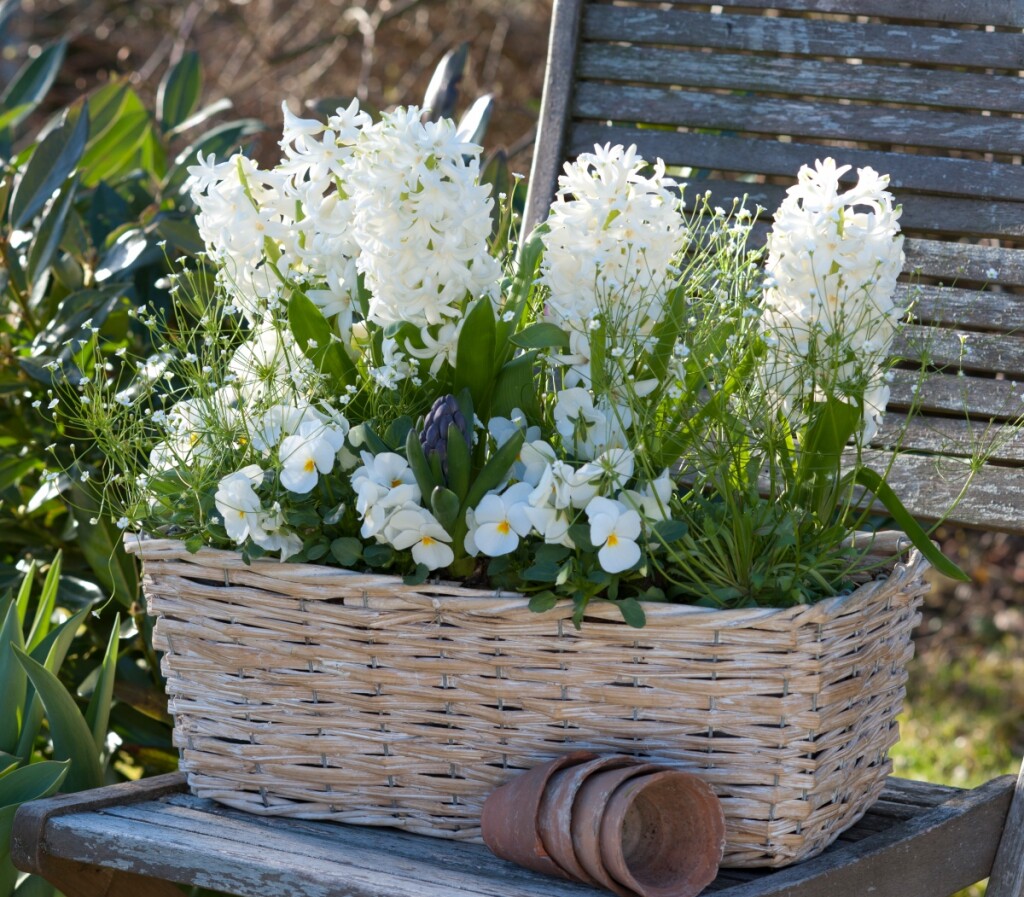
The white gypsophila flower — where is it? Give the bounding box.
[382,503,454,570]
[214,465,265,544]
[540,143,684,372]
[278,419,348,494]
[466,483,533,557]
[761,158,905,441]
[552,387,629,461]
[346,107,501,328]
[585,496,643,574]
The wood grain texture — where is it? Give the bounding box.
[620,0,1024,28]
[572,82,1024,157]
[523,0,585,239]
[582,5,1024,69]
[14,773,1017,897]
[873,417,1024,465]
[567,123,1024,203]
[905,240,1024,287]
[577,45,1024,115]
[888,370,1024,422]
[987,758,1024,897]
[855,449,1024,532]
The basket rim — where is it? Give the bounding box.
[127,530,928,626]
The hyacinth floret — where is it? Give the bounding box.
[761,158,905,440]
[539,143,684,384]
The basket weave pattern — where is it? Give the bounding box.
[131,536,927,868]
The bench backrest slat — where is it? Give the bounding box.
[525,0,1024,533]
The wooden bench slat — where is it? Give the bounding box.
[661,177,1024,240]
[568,124,1024,203]
[573,83,1024,158]
[904,240,1024,288]
[582,5,1024,69]
[622,0,1024,29]
[904,285,1024,334]
[894,326,1024,379]
[874,417,1024,465]
[856,450,1024,531]
[889,370,1024,422]
[577,45,1024,115]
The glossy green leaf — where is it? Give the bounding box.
[26,173,78,286]
[616,597,646,629]
[157,51,201,132]
[14,647,103,792]
[0,602,26,754]
[464,430,524,512]
[509,322,569,350]
[491,349,542,423]
[9,105,89,228]
[85,614,119,753]
[430,486,460,532]
[852,468,970,582]
[456,94,493,146]
[15,561,35,626]
[445,423,471,502]
[288,291,356,391]
[330,538,362,568]
[79,87,151,187]
[454,296,496,416]
[0,40,66,128]
[422,43,468,122]
[405,427,439,499]
[0,455,41,491]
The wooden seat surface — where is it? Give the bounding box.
[9,771,1019,897]
[525,0,1024,533]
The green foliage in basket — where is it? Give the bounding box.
[51,100,986,625]
[0,555,120,897]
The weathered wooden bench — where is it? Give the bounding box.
[525,0,1024,534]
[10,769,1024,897]
[11,2,1024,896]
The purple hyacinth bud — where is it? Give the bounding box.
[420,394,469,480]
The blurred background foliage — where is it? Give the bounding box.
[0,1,1021,895]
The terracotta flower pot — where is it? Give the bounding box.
[570,764,666,897]
[537,755,643,885]
[480,750,595,878]
[600,769,726,897]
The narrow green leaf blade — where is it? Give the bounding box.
[70,484,139,607]
[0,603,26,754]
[84,614,119,753]
[454,297,496,415]
[852,467,970,581]
[0,39,66,116]
[26,551,61,652]
[13,648,103,792]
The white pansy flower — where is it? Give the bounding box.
[466,483,533,557]
[522,504,575,548]
[350,452,422,539]
[278,419,348,494]
[619,469,674,522]
[214,465,265,544]
[586,496,643,574]
[382,504,454,570]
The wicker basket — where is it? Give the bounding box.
[129,533,928,868]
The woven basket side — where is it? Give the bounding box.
[146,546,927,868]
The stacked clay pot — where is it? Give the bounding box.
[481,753,726,897]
